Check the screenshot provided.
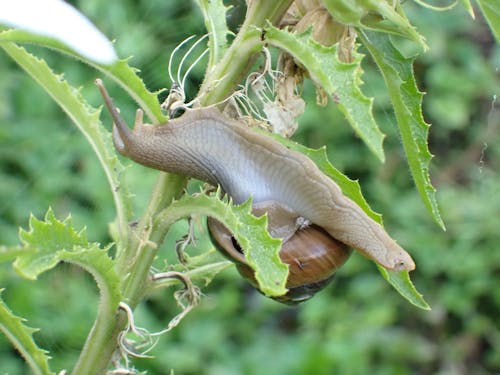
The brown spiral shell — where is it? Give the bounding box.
[207,215,351,304]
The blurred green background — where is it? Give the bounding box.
[0,1,499,374]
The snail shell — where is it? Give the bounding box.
[208,201,351,304]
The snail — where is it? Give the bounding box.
[95,79,415,302]
[207,201,352,304]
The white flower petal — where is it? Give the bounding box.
[0,0,117,64]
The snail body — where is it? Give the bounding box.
[96,80,414,301]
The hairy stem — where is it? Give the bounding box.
[73,1,293,373]
[198,0,294,106]
[72,174,185,375]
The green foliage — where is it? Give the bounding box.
[360,31,445,229]
[322,0,426,48]
[0,29,168,122]
[194,0,230,69]
[0,290,53,375]
[154,193,286,297]
[13,209,120,310]
[0,0,498,373]
[265,26,386,161]
[0,41,132,243]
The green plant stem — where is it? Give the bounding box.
[73,1,294,373]
[115,173,187,277]
[71,301,126,375]
[147,260,232,293]
[198,0,294,105]
[120,173,188,305]
[72,174,186,375]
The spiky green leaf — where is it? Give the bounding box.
[154,193,287,297]
[13,209,121,309]
[194,0,230,69]
[0,42,132,244]
[361,32,445,230]
[379,267,430,309]
[265,25,385,162]
[0,29,166,123]
[0,290,53,375]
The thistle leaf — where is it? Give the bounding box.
[265,26,386,162]
[155,193,287,297]
[360,32,445,230]
[0,291,53,375]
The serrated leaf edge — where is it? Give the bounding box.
[264,25,386,161]
[0,290,54,375]
[0,42,132,244]
[154,192,288,297]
